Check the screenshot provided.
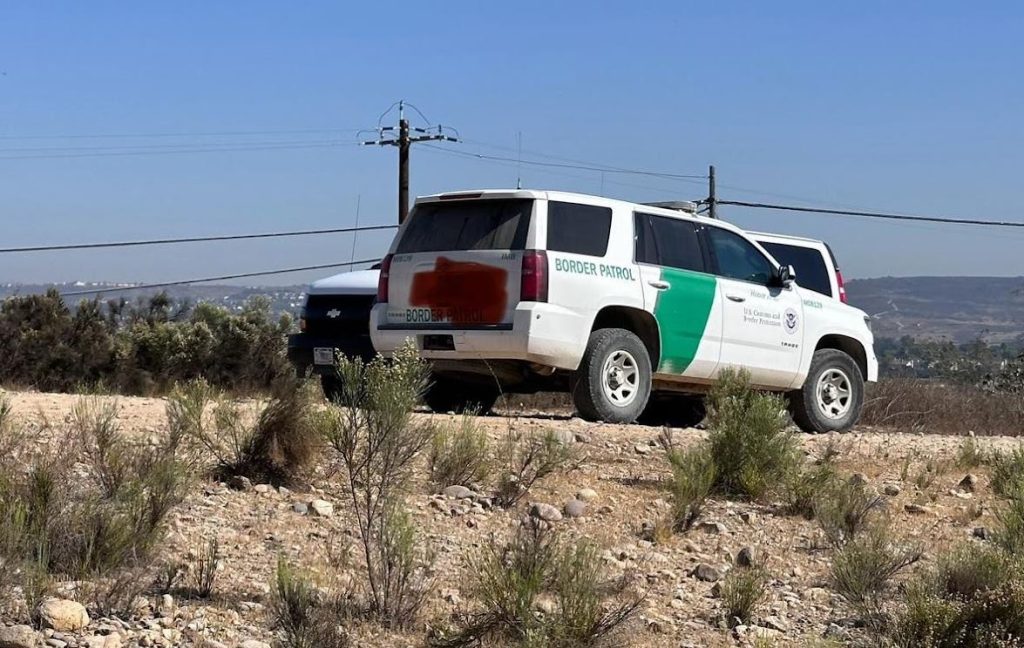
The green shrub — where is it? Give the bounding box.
[191,537,220,598]
[955,436,985,469]
[783,462,838,519]
[991,446,1024,497]
[666,445,716,532]
[429,413,491,489]
[494,428,574,509]
[319,343,435,628]
[705,369,801,500]
[815,478,886,547]
[435,525,641,647]
[272,556,350,648]
[720,566,768,626]
[891,548,1024,647]
[830,524,921,610]
[996,483,1024,556]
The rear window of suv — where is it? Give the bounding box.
[759,241,834,297]
[396,199,532,253]
[546,201,612,257]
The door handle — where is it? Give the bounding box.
[726,294,746,303]
[648,280,670,290]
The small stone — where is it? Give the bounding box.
[37,598,89,632]
[443,485,475,499]
[849,473,869,487]
[227,475,252,491]
[45,639,66,648]
[883,484,901,496]
[291,502,308,515]
[573,431,593,444]
[534,596,557,615]
[693,563,721,582]
[905,503,931,515]
[974,526,990,540]
[202,641,228,648]
[634,444,651,456]
[763,616,789,632]
[698,521,729,535]
[441,588,462,605]
[552,429,575,445]
[309,499,333,517]
[740,511,756,525]
[254,484,273,494]
[158,593,174,617]
[0,625,38,648]
[564,499,587,518]
[736,546,757,567]
[240,642,271,648]
[576,488,598,502]
[959,474,978,492]
[530,502,563,522]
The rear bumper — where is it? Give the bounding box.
[369,302,586,371]
[286,333,375,376]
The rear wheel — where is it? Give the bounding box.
[423,377,500,415]
[572,328,652,424]
[789,349,864,433]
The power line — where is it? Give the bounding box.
[717,199,1024,229]
[0,128,361,141]
[0,224,399,254]
[425,144,707,181]
[59,258,383,297]
[0,140,359,161]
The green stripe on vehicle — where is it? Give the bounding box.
[653,268,717,373]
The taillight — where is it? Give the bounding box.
[836,270,848,303]
[377,254,393,303]
[520,250,548,303]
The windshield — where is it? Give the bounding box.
[396,199,533,253]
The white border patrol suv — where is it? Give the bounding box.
[370,189,878,432]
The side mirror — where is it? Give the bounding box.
[778,264,797,287]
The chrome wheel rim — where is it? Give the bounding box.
[601,349,639,407]
[816,368,852,419]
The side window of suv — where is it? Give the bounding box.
[634,213,705,272]
[547,201,613,257]
[706,226,775,285]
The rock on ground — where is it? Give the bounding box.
[37,598,89,632]
[0,625,39,648]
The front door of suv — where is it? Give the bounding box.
[634,213,722,380]
[704,226,804,388]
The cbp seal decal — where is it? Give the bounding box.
[784,308,799,335]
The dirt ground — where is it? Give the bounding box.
[2,391,1021,647]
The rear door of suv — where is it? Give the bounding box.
[380,196,534,330]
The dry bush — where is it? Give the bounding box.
[494,428,574,509]
[319,343,434,628]
[720,566,768,626]
[174,375,320,485]
[861,377,1024,436]
[666,445,716,532]
[434,524,642,647]
[815,478,886,548]
[955,436,986,469]
[990,446,1024,497]
[705,369,801,500]
[429,413,491,489]
[191,537,220,598]
[783,462,838,520]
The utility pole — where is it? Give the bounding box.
[363,101,458,224]
[708,164,717,219]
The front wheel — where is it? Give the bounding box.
[572,328,652,424]
[789,349,864,433]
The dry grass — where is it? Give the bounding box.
[861,378,1024,436]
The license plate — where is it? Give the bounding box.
[313,347,335,365]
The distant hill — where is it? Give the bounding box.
[846,276,1024,343]
[5,276,1024,344]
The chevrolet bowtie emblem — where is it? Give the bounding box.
[326,309,341,318]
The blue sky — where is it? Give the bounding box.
[2,1,1023,286]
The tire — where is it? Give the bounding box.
[572,328,652,424]
[423,377,499,415]
[789,349,864,433]
[638,394,706,428]
[320,374,343,404]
